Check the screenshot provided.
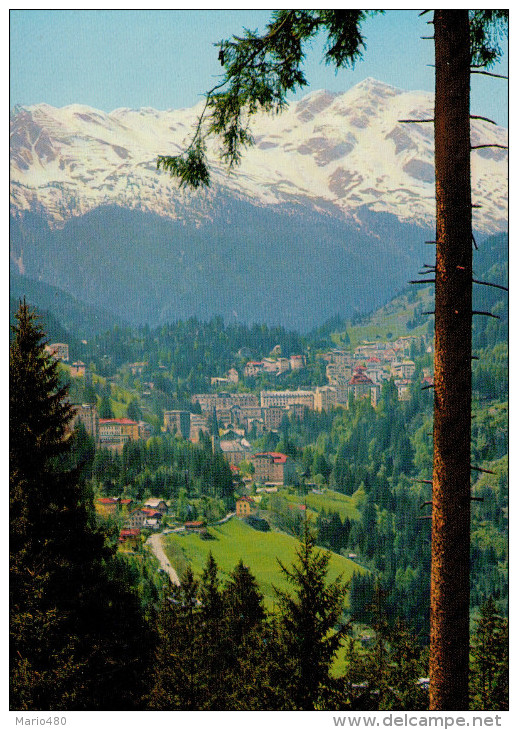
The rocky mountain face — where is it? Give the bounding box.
[10,78,508,330]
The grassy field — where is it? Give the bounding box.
[162,518,364,609]
[284,489,362,521]
[331,286,434,349]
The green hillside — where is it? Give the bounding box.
[284,489,361,521]
[332,285,434,349]
[162,517,364,608]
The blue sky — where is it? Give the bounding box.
[10,9,508,126]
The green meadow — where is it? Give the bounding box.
[283,489,362,522]
[162,517,364,609]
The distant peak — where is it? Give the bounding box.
[349,77,403,96]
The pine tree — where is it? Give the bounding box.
[10,302,151,710]
[148,567,201,710]
[273,524,348,710]
[224,559,266,645]
[469,597,508,710]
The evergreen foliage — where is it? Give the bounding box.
[469,597,508,710]
[10,301,151,709]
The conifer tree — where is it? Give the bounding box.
[224,559,266,645]
[10,302,151,710]
[273,524,348,710]
[148,567,201,710]
[469,597,508,710]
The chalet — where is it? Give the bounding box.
[127,508,161,529]
[236,495,255,517]
[96,497,119,516]
[69,361,86,377]
[144,498,168,515]
[119,528,141,547]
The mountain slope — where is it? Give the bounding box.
[10,78,507,232]
[10,79,507,330]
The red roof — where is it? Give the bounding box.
[253,452,288,464]
[367,357,381,363]
[349,373,374,385]
[120,498,133,505]
[230,464,239,472]
[120,528,140,538]
[237,496,255,503]
[185,521,205,528]
[141,508,161,517]
[97,497,118,505]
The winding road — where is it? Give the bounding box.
[147,533,181,586]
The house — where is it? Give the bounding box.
[44,342,69,361]
[144,498,168,515]
[184,520,207,534]
[395,379,412,401]
[69,361,86,377]
[189,414,209,443]
[290,354,305,370]
[236,496,255,517]
[119,528,141,547]
[219,439,252,466]
[141,508,163,522]
[228,368,239,383]
[244,361,264,377]
[96,497,119,516]
[129,362,147,375]
[127,508,161,529]
[314,386,337,412]
[347,371,376,401]
[252,452,296,485]
[260,389,315,409]
[138,421,154,440]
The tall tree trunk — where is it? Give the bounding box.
[430,10,472,710]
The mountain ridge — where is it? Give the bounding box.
[9,78,507,330]
[10,78,508,233]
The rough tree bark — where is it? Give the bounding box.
[430,10,473,711]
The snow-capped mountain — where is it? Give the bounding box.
[10,78,507,233]
[9,79,508,331]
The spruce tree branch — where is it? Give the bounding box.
[472,279,508,292]
[470,115,497,125]
[398,118,434,123]
[470,69,508,79]
[472,310,500,319]
[471,144,508,150]
[470,465,496,474]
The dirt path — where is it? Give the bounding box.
[147,533,181,586]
